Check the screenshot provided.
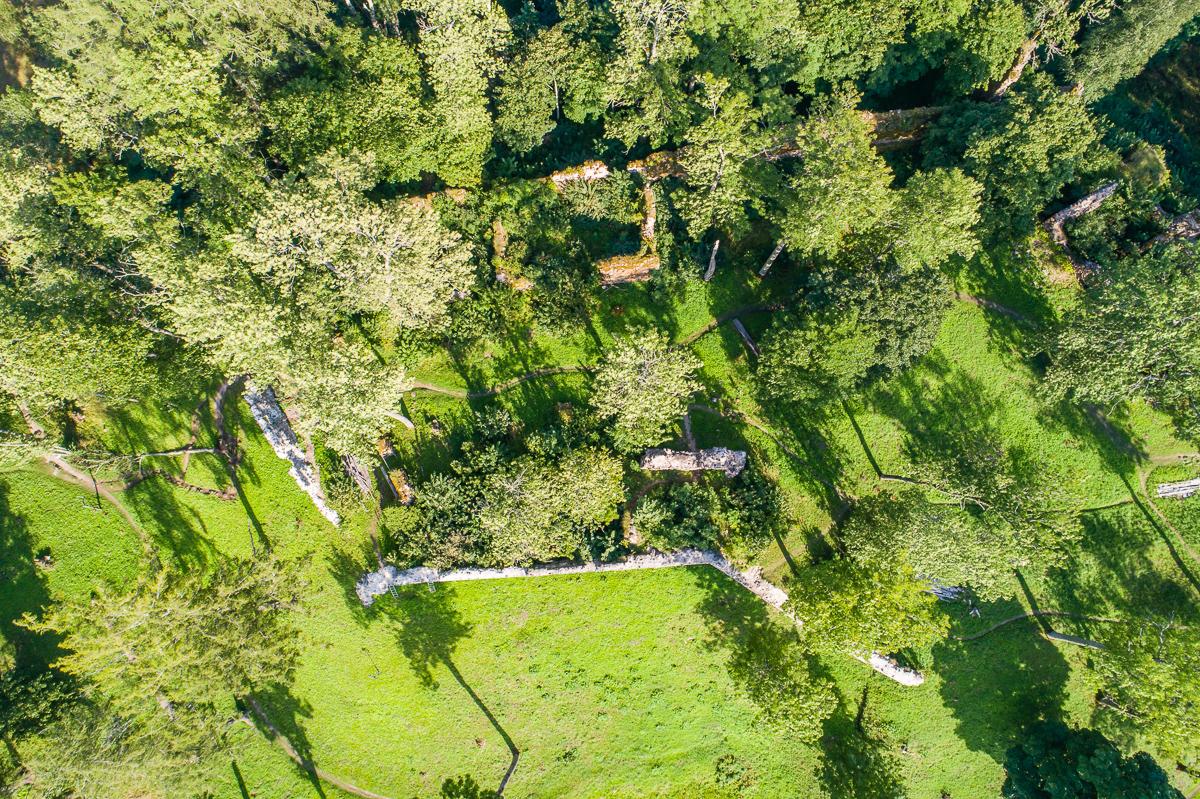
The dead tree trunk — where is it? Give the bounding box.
[343,454,374,498]
[703,239,720,281]
[641,184,657,243]
[731,319,760,358]
[1044,182,1119,246]
[758,240,786,278]
[17,402,45,439]
[1148,209,1200,247]
[1042,182,1120,281]
[987,38,1037,100]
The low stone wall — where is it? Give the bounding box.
[1157,478,1200,500]
[355,548,924,686]
[640,447,747,477]
[243,384,341,526]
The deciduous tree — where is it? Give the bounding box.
[786,558,949,656]
[591,331,701,450]
[1003,720,1183,798]
[23,558,301,753]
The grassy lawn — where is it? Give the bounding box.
[7,237,1199,797]
[0,470,144,669]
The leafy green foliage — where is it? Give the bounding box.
[842,490,1018,601]
[399,427,625,567]
[1003,720,1184,798]
[632,468,781,556]
[1071,0,1200,99]
[778,99,894,260]
[265,30,434,183]
[925,74,1106,237]
[786,557,949,655]
[1044,244,1200,440]
[592,331,701,450]
[495,21,606,153]
[1094,614,1200,760]
[23,558,301,754]
[758,262,955,404]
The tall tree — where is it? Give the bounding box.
[786,557,949,656]
[265,30,435,183]
[402,0,512,187]
[232,152,476,330]
[776,97,894,260]
[494,20,606,153]
[1071,0,1200,98]
[480,447,626,565]
[842,490,1020,601]
[1094,613,1200,760]
[591,330,701,451]
[1043,244,1200,440]
[23,558,301,754]
[674,62,774,239]
[27,0,328,204]
[1003,720,1184,798]
[925,73,1105,237]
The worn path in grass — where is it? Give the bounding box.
[404,294,1022,399]
[40,454,156,559]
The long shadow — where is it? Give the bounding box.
[687,566,836,740]
[230,760,252,799]
[248,684,326,798]
[121,476,221,569]
[817,690,907,799]
[1120,474,1200,596]
[0,481,53,670]
[842,399,884,478]
[1014,570,1054,634]
[932,601,1071,763]
[375,585,520,796]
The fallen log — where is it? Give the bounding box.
[598,253,661,285]
[1148,208,1200,247]
[758,241,786,278]
[987,38,1038,100]
[703,239,720,281]
[1044,182,1119,246]
[730,319,760,358]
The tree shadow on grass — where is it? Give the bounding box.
[1044,506,1195,636]
[121,477,220,570]
[818,687,907,799]
[1036,399,1147,482]
[324,543,376,628]
[433,774,499,798]
[687,566,835,742]
[932,612,1070,764]
[1118,473,1200,596]
[0,481,53,670]
[375,586,520,796]
[248,683,326,799]
[951,244,1058,350]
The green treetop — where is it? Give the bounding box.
[591,330,702,451]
